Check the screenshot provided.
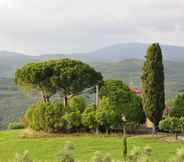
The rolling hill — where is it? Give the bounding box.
[0,43,184,77]
[0,43,184,129]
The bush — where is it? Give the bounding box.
[57,141,75,162]
[171,148,184,162]
[26,101,65,133]
[99,80,146,130]
[63,111,82,132]
[14,150,33,162]
[128,146,152,162]
[8,122,25,130]
[171,93,184,117]
[68,96,86,113]
[82,104,97,131]
[159,117,184,139]
[91,151,112,162]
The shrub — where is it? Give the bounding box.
[81,104,97,131]
[159,117,184,139]
[14,150,33,162]
[170,148,184,162]
[171,93,184,117]
[63,111,82,132]
[128,146,152,162]
[8,122,25,130]
[57,141,75,162]
[91,151,112,162]
[96,96,116,133]
[68,96,86,113]
[99,80,146,131]
[26,101,65,133]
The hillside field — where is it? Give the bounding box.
[0,130,183,161]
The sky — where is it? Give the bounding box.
[0,0,183,55]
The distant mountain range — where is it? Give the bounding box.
[0,43,184,77]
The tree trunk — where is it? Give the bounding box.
[45,96,50,102]
[152,124,157,136]
[95,127,99,134]
[41,91,46,102]
[64,96,68,107]
[105,128,109,135]
[96,85,99,107]
[175,133,178,140]
[122,126,127,160]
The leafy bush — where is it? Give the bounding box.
[14,150,33,162]
[57,141,75,162]
[26,101,65,133]
[8,122,25,130]
[68,96,86,113]
[159,117,184,139]
[171,148,184,162]
[96,96,116,133]
[91,151,112,162]
[171,93,184,117]
[128,146,152,162]
[99,80,146,130]
[63,111,82,132]
[82,104,97,131]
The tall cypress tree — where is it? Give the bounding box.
[142,43,165,134]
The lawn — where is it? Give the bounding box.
[0,130,183,161]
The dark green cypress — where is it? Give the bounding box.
[142,43,165,134]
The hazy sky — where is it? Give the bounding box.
[0,0,183,55]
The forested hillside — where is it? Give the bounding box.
[0,59,184,129]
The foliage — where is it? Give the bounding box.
[57,141,75,162]
[14,150,33,162]
[142,43,165,131]
[96,97,116,133]
[99,80,146,130]
[8,122,25,130]
[159,117,184,139]
[63,111,82,132]
[68,96,87,113]
[91,151,112,162]
[171,148,184,162]
[49,59,103,106]
[99,80,129,98]
[128,146,152,162]
[82,104,97,131]
[26,101,65,133]
[172,93,184,117]
[0,130,184,161]
[15,61,55,102]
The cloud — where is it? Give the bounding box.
[0,0,183,55]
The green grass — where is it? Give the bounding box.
[0,130,184,162]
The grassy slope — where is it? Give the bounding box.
[0,130,183,161]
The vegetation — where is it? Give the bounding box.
[171,93,184,117]
[99,80,146,130]
[8,122,25,130]
[49,59,103,107]
[6,145,184,162]
[159,117,184,140]
[25,101,65,133]
[1,45,184,162]
[1,59,184,128]
[0,130,184,161]
[142,43,165,133]
[15,61,56,102]
[15,59,103,106]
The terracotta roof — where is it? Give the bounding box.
[129,87,173,115]
[129,87,142,95]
